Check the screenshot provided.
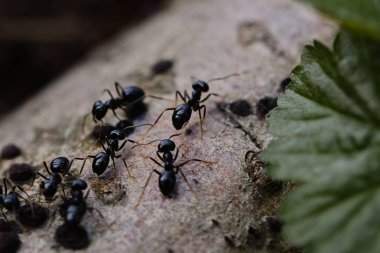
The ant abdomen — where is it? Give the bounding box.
[92,152,110,176]
[92,100,108,121]
[120,86,145,104]
[159,171,176,196]
[172,104,192,130]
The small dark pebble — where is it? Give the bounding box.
[211,219,219,226]
[0,220,21,253]
[17,204,49,228]
[115,119,134,135]
[279,77,291,92]
[192,179,199,185]
[256,97,277,119]
[8,163,35,185]
[1,144,22,160]
[151,59,174,75]
[55,224,90,250]
[224,235,235,247]
[265,216,283,233]
[229,99,252,117]
[90,124,116,141]
[185,128,192,136]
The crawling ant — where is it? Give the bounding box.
[134,134,214,206]
[147,73,239,136]
[0,178,49,229]
[0,178,34,219]
[84,124,151,177]
[55,179,90,250]
[89,119,134,143]
[37,157,86,201]
[83,82,168,127]
[0,178,23,217]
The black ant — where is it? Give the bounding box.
[55,179,90,250]
[134,134,214,206]
[147,73,239,136]
[0,178,23,218]
[83,82,168,127]
[0,178,49,229]
[83,124,151,177]
[37,157,86,201]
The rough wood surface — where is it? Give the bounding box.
[0,0,335,252]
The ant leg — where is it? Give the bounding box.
[87,206,111,228]
[2,178,9,194]
[61,187,67,200]
[175,158,215,169]
[122,159,136,181]
[36,172,48,180]
[111,157,117,179]
[15,185,30,198]
[175,91,187,105]
[103,89,115,99]
[156,151,165,163]
[78,157,90,176]
[30,172,36,187]
[176,168,198,200]
[147,107,176,133]
[173,148,180,163]
[82,113,91,132]
[43,161,52,175]
[198,105,206,138]
[135,169,159,208]
[149,157,164,168]
[1,209,9,222]
[100,142,108,152]
[199,93,219,103]
[117,137,139,152]
[111,109,122,121]
[114,82,123,97]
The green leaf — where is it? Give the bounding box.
[262,31,380,253]
[299,0,380,40]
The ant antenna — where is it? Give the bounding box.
[131,132,182,150]
[122,123,154,131]
[207,72,240,83]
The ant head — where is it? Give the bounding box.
[158,139,176,152]
[92,100,108,120]
[50,157,70,174]
[109,129,126,140]
[192,80,209,92]
[71,179,87,191]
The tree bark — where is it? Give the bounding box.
[0,0,335,252]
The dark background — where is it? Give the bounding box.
[0,0,169,119]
